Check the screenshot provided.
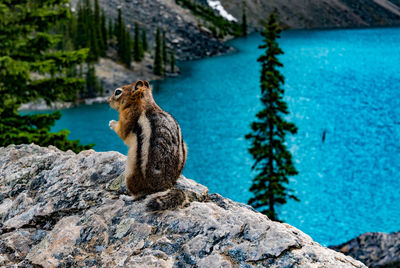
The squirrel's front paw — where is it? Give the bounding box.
[109,120,117,130]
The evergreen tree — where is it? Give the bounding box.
[142,28,148,51]
[79,63,84,77]
[75,2,88,49]
[66,65,78,78]
[170,49,175,73]
[134,22,143,62]
[84,0,99,61]
[74,0,105,60]
[85,63,98,98]
[153,27,162,75]
[101,10,108,51]
[131,34,135,57]
[84,63,104,98]
[116,20,125,61]
[115,8,123,42]
[55,18,74,51]
[242,1,247,36]
[113,8,133,68]
[122,29,132,68]
[0,0,93,153]
[99,80,105,96]
[245,14,299,221]
[68,11,78,47]
[162,30,167,74]
[93,0,104,55]
[88,20,100,61]
[108,18,113,40]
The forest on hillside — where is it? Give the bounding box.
[0,0,246,152]
[55,0,245,99]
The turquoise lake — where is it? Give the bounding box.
[51,28,400,246]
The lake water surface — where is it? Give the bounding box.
[52,28,400,246]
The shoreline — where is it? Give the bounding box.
[19,24,400,112]
[18,96,110,111]
[19,57,180,111]
[19,37,234,112]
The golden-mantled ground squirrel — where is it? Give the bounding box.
[108,80,187,210]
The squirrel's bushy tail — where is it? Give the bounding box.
[146,187,187,211]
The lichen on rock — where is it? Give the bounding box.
[0,144,366,267]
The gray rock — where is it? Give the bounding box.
[0,144,365,267]
[331,231,400,267]
[220,0,400,30]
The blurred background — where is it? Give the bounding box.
[1,0,400,265]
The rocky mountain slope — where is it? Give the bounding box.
[73,0,400,61]
[221,0,400,29]
[331,231,400,267]
[0,144,366,267]
[71,0,233,61]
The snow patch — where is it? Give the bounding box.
[207,0,237,22]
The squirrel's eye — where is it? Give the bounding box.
[115,89,122,96]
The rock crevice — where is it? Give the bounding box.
[0,144,366,267]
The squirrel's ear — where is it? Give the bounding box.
[143,80,150,89]
[134,80,144,91]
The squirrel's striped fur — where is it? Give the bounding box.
[108,80,187,210]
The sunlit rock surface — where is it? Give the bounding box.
[0,144,365,267]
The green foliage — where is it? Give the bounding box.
[115,8,132,68]
[76,0,99,61]
[175,0,241,37]
[170,49,175,73]
[134,22,143,62]
[88,21,100,61]
[0,111,92,153]
[56,0,106,98]
[0,0,93,153]
[242,1,247,36]
[142,28,148,51]
[73,0,108,61]
[153,27,163,75]
[75,2,88,52]
[55,16,75,51]
[93,0,104,55]
[101,10,108,51]
[246,14,299,221]
[115,8,123,43]
[162,30,167,74]
[84,63,103,98]
[108,18,113,40]
[123,29,132,68]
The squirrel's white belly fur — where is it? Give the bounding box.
[138,111,152,177]
[125,132,138,180]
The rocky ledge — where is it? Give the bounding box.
[331,231,400,267]
[0,144,365,267]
